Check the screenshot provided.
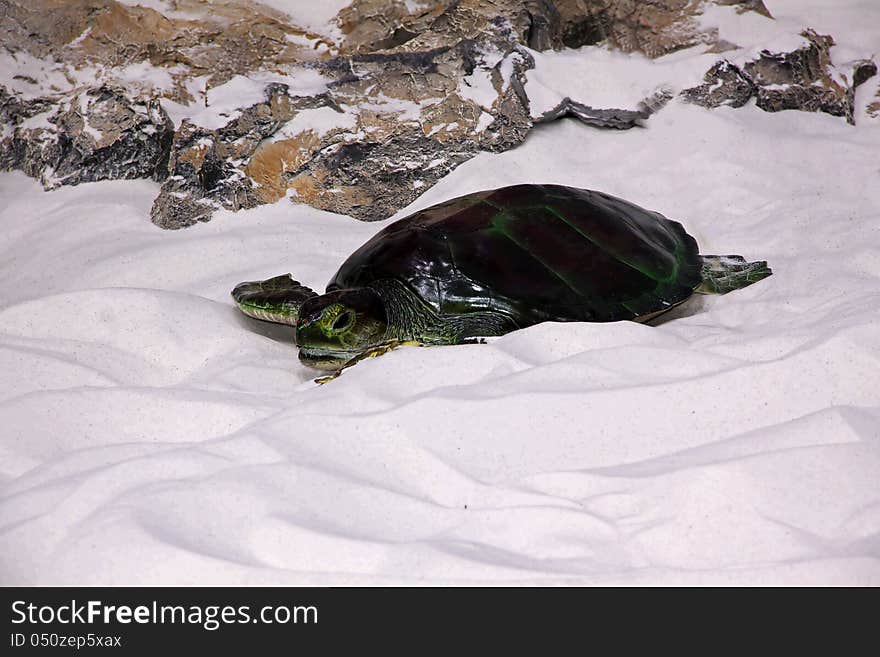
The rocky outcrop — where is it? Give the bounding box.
[684,30,878,124]
[151,8,542,226]
[2,0,873,228]
[0,85,173,188]
[681,60,755,108]
[336,1,772,57]
[0,0,326,93]
[141,0,710,226]
[6,0,703,227]
[532,0,771,56]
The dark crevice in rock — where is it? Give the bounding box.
[853,61,879,88]
[373,27,421,50]
[560,11,610,49]
[524,1,559,51]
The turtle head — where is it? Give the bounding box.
[295,288,388,370]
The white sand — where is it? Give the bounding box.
[1,1,879,585]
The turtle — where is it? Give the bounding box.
[232,184,771,381]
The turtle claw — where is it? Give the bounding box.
[312,339,420,384]
[314,372,341,385]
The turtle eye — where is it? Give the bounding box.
[332,311,353,332]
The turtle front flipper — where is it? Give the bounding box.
[232,274,318,326]
[696,255,772,295]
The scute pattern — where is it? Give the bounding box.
[328,184,703,324]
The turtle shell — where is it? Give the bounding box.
[327,184,703,325]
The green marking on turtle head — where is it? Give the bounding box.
[295,288,389,370]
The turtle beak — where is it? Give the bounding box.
[293,289,387,370]
[295,316,358,370]
[297,347,352,370]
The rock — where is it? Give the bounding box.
[335,0,772,57]
[845,60,877,122]
[684,30,877,124]
[745,31,874,124]
[335,0,457,53]
[6,0,684,227]
[535,88,674,128]
[681,60,755,108]
[220,28,539,224]
[0,0,331,203]
[155,0,738,226]
[0,0,328,94]
[151,29,539,226]
[1,85,173,188]
[4,0,870,229]
[150,83,335,228]
[538,0,772,57]
[869,89,880,120]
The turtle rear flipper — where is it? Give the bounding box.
[232,274,317,326]
[696,255,772,295]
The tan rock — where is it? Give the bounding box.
[247,131,331,204]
